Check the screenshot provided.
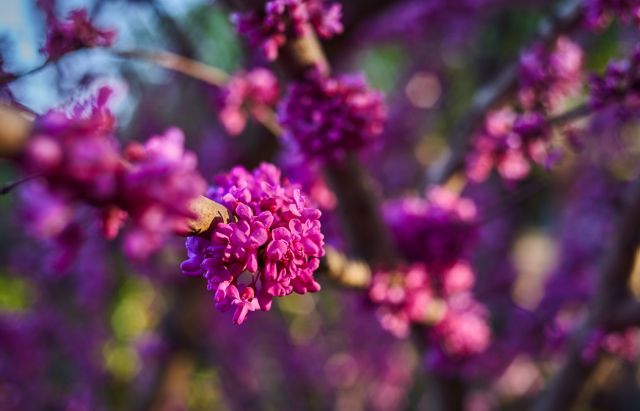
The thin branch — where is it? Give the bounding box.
[112,49,284,136]
[112,49,229,86]
[430,0,585,185]
[0,174,41,195]
[0,59,50,86]
[547,103,592,126]
[322,245,371,289]
[478,177,551,224]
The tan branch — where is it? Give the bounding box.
[0,104,35,158]
[112,49,230,87]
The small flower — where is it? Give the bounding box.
[19,88,206,262]
[233,0,343,61]
[24,86,122,205]
[518,37,583,112]
[466,107,551,183]
[589,46,640,116]
[383,187,477,274]
[430,301,491,357]
[216,68,280,136]
[180,163,324,325]
[369,264,434,338]
[39,2,116,60]
[120,128,207,260]
[279,69,386,162]
[585,0,640,30]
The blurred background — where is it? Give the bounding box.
[1,0,640,410]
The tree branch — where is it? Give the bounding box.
[0,104,35,158]
[112,49,229,86]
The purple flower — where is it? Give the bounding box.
[369,261,490,370]
[233,0,343,61]
[518,37,584,112]
[24,86,122,205]
[120,128,207,259]
[20,88,206,261]
[180,163,325,325]
[279,70,386,162]
[466,107,551,183]
[425,296,492,375]
[38,1,116,60]
[369,264,434,338]
[585,0,640,30]
[582,328,639,363]
[216,68,280,136]
[589,46,640,116]
[383,186,477,273]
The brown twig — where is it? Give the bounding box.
[547,103,592,126]
[0,60,50,86]
[0,174,42,195]
[112,49,229,87]
[111,49,284,136]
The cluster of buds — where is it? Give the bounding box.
[233,0,342,61]
[20,87,206,262]
[181,164,324,324]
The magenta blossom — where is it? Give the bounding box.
[233,0,343,61]
[582,328,640,363]
[585,0,640,30]
[518,36,584,112]
[369,264,435,338]
[429,298,491,358]
[20,87,206,262]
[119,128,207,259]
[466,107,551,183]
[279,69,386,162]
[39,1,116,60]
[383,187,477,273]
[425,296,492,376]
[216,68,280,136]
[370,262,490,365]
[24,86,122,205]
[589,46,640,116]
[180,163,325,325]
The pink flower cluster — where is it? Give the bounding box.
[467,37,584,183]
[233,0,343,61]
[38,1,116,60]
[518,37,584,112]
[467,107,532,183]
[369,263,491,359]
[585,0,640,30]
[216,68,280,136]
[375,187,490,361]
[589,47,640,115]
[425,296,492,372]
[369,264,434,338]
[21,87,206,261]
[468,109,554,183]
[180,163,325,325]
[582,328,640,363]
[279,70,386,162]
[383,187,477,274]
